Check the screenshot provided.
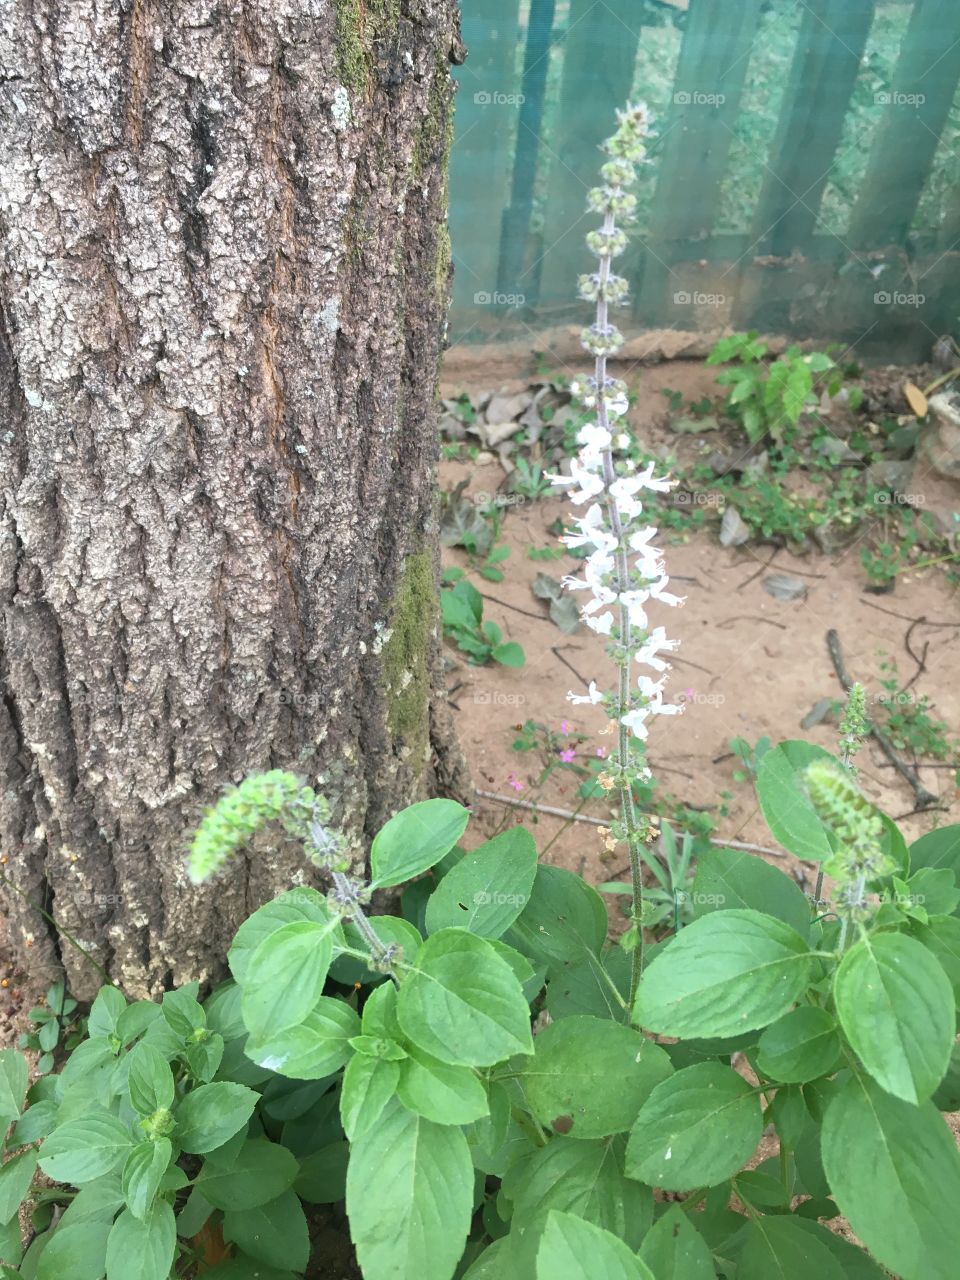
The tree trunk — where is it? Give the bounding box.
[0,0,468,999]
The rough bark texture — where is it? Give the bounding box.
[0,0,468,998]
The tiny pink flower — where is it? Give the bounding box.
[596,747,606,759]
[560,719,571,736]
[559,748,577,764]
[507,773,524,792]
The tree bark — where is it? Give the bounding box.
[0,0,468,999]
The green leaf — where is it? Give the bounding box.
[756,1007,843,1083]
[126,1043,175,1116]
[173,1082,258,1154]
[370,799,471,889]
[822,1072,960,1280]
[293,1142,349,1204]
[834,931,954,1103]
[241,919,338,1041]
[424,828,538,939]
[638,1204,715,1279]
[35,1222,110,1280]
[222,1189,309,1272]
[196,1138,299,1211]
[626,1063,762,1190]
[0,1052,28,1128]
[522,1015,672,1139]
[757,741,840,861]
[691,847,811,936]
[911,914,960,1003]
[905,867,960,916]
[11,1101,57,1146]
[492,642,525,667]
[442,581,483,630]
[160,985,204,1037]
[348,1034,406,1060]
[791,1218,889,1280]
[39,1115,134,1183]
[0,1150,38,1226]
[545,948,631,1024]
[115,1000,162,1047]
[120,1140,170,1220]
[340,1053,401,1142]
[347,1097,473,1280]
[244,997,360,1079]
[397,1046,489,1124]
[87,987,127,1040]
[460,1241,507,1280]
[634,910,813,1037]
[503,1139,651,1250]
[535,1210,655,1279]
[106,1204,176,1280]
[504,865,607,974]
[57,1175,125,1229]
[397,929,533,1067]
[909,825,960,886]
[739,1214,845,1280]
[228,888,337,986]
[0,1218,23,1269]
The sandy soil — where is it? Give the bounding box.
[440,358,960,894]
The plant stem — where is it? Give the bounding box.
[838,871,866,952]
[329,870,398,980]
[594,213,647,1003]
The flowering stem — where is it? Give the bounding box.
[594,216,647,997]
[550,105,684,1013]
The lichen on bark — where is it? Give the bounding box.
[381,551,434,767]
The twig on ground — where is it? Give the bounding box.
[473,790,786,856]
[716,616,788,630]
[480,593,546,622]
[551,646,591,686]
[899,616,929,696]
[825,629,939,809]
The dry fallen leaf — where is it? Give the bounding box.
[903,380,929,418]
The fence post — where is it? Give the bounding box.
[749,0,876,256]
[847,0,960,248]
[637,0,765,321]
[537,0,644,307]
[449,0,524,334]
[496,0,557,305]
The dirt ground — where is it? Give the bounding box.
[441,356,960,898]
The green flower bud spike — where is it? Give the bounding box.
[838,682,868,769]
[187,770,318,883]
[805,759,894,947]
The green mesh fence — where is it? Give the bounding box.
[448,0,960,361]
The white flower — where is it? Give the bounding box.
[634,461,675,492]
[634,626,678,673]
[637,674,684,715]
[548,459,605,504]
[585,611,615,636]
[577,422,613,453]
[620,708,651,739]
[562,504,619,557]
[629,526,660,553]
[648,576,685,608]
[618,590,649,630]
[568,681,604,706]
